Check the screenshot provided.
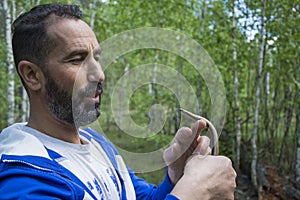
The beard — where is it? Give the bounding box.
[45,75,102,127]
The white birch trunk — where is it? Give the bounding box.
[148,51,158,96]
[4,0,15,125]
[21,87,29,122]
[90,0,97,29]
[12,0,28,122]
[196,0,207,115]
[232,0,241,171]
[251,0,266,188]
[11,0,15,19]
[176,35,184,130]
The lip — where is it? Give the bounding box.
[90,95,100,104]
[86,89,102,104]
[95,89,103,97]
[85,95,99,104]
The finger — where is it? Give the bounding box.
[163,126,195,164]
[163,142,179,165]
[175,120,206,146]
[164,120,207,164]
[193,136,211,155]
[191,120,207,138]
[174,127,194,145]
[206,147,212,155]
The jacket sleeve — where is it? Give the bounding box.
[129,168,179,200]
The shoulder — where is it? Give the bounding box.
[0,123,50,159]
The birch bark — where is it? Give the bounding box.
[90,0,97,29]
[251,0,266,188]
[232,0,241,171]
[3,0,15,125]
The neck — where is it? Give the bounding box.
[28,106,81,144]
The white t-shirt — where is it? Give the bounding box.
[24,126,121,200]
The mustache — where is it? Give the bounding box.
[80,82,103,97]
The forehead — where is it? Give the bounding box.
[47,18,100,51]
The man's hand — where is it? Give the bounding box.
[163,120,211,184]
[170,155,237,200]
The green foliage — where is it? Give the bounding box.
[0,0,299,188]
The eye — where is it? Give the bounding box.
[69,57,84,65]
[94,56,100,62]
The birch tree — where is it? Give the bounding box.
[231,0,241,171]
[251,0,266,188]
[89,0,97,29]
[3,0,15,125]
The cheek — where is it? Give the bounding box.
[72,70,89,94]
[47,62,89,96]
[53,69,82,92]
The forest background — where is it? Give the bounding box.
[0,0,299,199]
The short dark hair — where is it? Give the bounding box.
[12,2,82,90]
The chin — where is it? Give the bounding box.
[73,108,101,127]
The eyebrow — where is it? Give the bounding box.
[63,49,88,60]
[63,47,102,60]
[94,48,102,56]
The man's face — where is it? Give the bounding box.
[44,18,104,127]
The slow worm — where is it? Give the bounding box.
[179,108,219,156]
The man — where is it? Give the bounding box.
[0,3,236,199]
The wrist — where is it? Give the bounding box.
[171,176,210,199]
[168,167,183,185]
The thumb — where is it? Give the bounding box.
[175,120,206,146]
[163,127,192,165]
[163,120,206,164]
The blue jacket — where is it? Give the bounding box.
[0,123,179,200]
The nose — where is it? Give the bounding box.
[87,60,105,83]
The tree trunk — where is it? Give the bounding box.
[11,1,28,122]
[149,50,158,98]
[269,80,280,160]
[263,41,271,143]
[251,0,266,188]
[175,52,182,131]
[21,87,28,122]
[117,56,129,137]
[245,52,251,137]
[89,0,97,29]
[294,50,300,189]
[295,91,300,189]
[278,85,294,166]
[4,0,15,126]
[199,0,207,33]
[232,0,241,171]
[297,136,300,189]
[196,82,202,114]
[196,0,207,115]
[175,35,184,131]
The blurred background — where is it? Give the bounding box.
[0,0,299,199]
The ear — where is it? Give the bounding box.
[18,60,44,91]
